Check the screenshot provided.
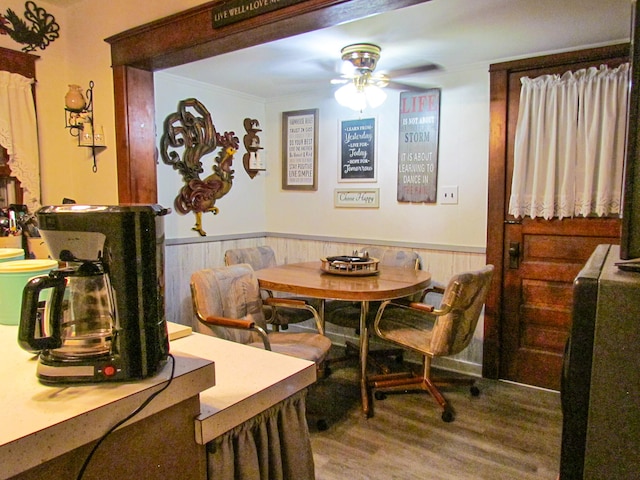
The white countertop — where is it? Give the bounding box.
[0,323,214,479]
[0,321,316,478]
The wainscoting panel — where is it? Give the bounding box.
[164,237,266,327]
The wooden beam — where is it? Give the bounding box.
[106,0,431,70]
[112,65,157,204]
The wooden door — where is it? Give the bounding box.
[502,218,619,389]
[485,45,628,390]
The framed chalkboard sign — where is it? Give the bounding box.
[339,117,376,182]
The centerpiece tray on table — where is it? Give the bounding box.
[320,255,380,276]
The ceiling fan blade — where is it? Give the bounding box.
[387,63,442,77]
[385,80,429,92]
[316,58,345,75]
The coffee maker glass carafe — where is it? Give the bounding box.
[19,261,117,359]
[50,262,116,359]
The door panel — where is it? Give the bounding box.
[502,219,619,389]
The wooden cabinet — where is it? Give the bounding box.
[0,146,24,208]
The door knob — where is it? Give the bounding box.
[509,242,520,269]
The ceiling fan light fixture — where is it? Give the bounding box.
[334,43,388,111]
[364,84,387,108]
[334,82,367,111]
[334,81,387,111]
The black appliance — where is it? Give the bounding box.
[18,204,170,384]
[622,0,640,260]
[560,244,640,479]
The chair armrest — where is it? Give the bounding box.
[202,315,255,329]
[264,297,325,335]
[265,297,307,308]
[372,294,452,340]
[406,301,436,313]
[190,281,272,348]
[389,280,460,317]
[197,313,271,350]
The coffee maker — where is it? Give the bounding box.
[18,204,170,384]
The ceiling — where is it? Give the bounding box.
[162,0,633,99]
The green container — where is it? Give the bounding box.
[0,259,58,326]
[0,248,25,263]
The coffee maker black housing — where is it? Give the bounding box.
[20,204,170,383]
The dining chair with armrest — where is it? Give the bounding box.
[224,246,321,331]
[190,263,331,365]
[191,264,333,430]
[368,265,494,422]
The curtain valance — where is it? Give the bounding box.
[509,63,629,219]
[0,71,40,213]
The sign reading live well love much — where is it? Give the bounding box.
[397,89,441,203]
[212,0,307,27]
[340,118,376,182]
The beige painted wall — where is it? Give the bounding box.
[1,0,205,205]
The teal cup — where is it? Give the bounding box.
[0,248,25,263]
[0,259,58,326]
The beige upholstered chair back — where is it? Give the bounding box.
[224,246,277,270]
[190,264,267,344]
[362,247,421,270]
[363,247,422,301]
[429,265,494,356]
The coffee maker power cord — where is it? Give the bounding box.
[75,353,176,480]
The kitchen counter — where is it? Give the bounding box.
[170,330,316,444]
[0,322,316,479]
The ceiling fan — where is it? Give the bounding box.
[333,43,440,90]
[332,43,440,110]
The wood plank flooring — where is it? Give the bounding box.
[307,355,562,480]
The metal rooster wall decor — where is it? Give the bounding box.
[160,98,239,236]
[0,1,60,52]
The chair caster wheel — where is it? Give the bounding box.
[441,409,455,423]
[374,391,387,401]
[316,419,328,431]
[470,385,480,397]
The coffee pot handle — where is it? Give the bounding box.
[18,274,66,353]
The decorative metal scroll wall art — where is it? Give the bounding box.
[160,98,239,236]
[0,1,60,52]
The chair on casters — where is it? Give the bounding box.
[224,246,321,330]
[368,265,494,422]
[323,247,422,372]
[190,263,333,430]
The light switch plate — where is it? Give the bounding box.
[441,186,458,204]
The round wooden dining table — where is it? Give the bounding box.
[255,261,431,417]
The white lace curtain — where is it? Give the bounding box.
[509,63,629,220]
[0,71,41,213]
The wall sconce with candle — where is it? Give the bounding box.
[64,81,106,172]
[242,118,265,178]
